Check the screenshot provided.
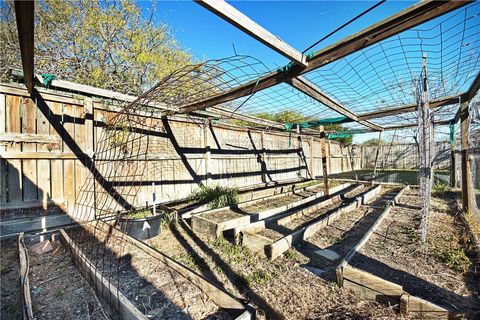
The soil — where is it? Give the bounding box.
[66,226,230,320]
[299,188,400,281]
[0,239,22,320]
[147,219,416,320]
[28,240,108,320]
[256,185,370,240]
[350,188,480,318]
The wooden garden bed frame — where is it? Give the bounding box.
[80,220,255,319]
[242,185,382,260]
[334,185,467,319]
[191,183,351,239]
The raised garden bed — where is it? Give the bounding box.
[170,178,323,218]
[241,185,385,261]
[24,234,109,319]
[65,221,253,319]
[191,183,351,239]
[338,187,480,319]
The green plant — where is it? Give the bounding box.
[432,247,471,273]
[192,184,239,209]
[284,249,300,261]
[432,182,450,197]
[125,208,152,219]
[242,269,271,286]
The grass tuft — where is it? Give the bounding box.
[192,184,239,209]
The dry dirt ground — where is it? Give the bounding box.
[0,239,22,320]
[28,240,109,320]
[351,188,480,319]
[66,226,231,320]
[148,187,422,320]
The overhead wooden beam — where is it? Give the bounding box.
[358,94,462,121]
[178,0,471,114]
[14,0,34,93]
[289,77,383,131]
[195,0,307,67]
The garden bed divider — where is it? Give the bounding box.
[180,179,323,218]
[90,221,255,319]
[18,232,34,320]
[263,185,382,261]
[191,183,350,239]
[59,228,148,320]
[335,185,457,319]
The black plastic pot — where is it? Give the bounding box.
[118,213,163,240]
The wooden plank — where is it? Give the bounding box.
[0,198,65,210]
[195,0,307,66]
[178,1,471,114]
[35,97,51,205]
[0,83,85,106]
[460,99,474,214]
[342,265,402,297]
[18,232,34,320]
[21,97,37,201]
[0,133,60,145]
[400,294,449,319]
[6,95,22,202]
[1,214,74,236]
[59,229,148,320]
[343,278,399,306]
[320,126,329,195]
[64,159,75,213]
[90,221,251,317]
[358,95,461,121]
[0,93,6,203]
[242,231,273,257]
[14,0,34,93]
[289,77,382,131]
[49,102,64,200]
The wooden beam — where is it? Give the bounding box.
[0,133,60,145]
[14,0,34,93]
[178,0,471,114]
[460,99,474,214]
[289,77,383,131]
[195,0,307,67]
[358,95,462,121]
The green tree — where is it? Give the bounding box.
[0,0,191,94]
[362,138,386,145]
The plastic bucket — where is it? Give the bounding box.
[118,214,163,240]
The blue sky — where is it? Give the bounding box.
[150,1,415,68]
[143,1,462,144]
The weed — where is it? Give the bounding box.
[192,184,239,209]
[243,269,271,286]
[284,249,300,260]
[174,252,199,271]
[401,224,420,243]
[432,247,471,273]
[211,237,253,265]
[432,182,450,197]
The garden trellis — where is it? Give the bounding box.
[5,0,480,318]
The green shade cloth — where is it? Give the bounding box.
[449,123,455,145]
[283,116,352,131]
[41,74,56,87]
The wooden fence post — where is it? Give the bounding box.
[310,136,314,179]
[460,98,474,214]
[320,126,329,196]
[204,119,212,186]
[0,93,6,203]
[260,131,267,183]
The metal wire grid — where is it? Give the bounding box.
[303,2,480,125]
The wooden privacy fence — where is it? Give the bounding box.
[0,83,361,215]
